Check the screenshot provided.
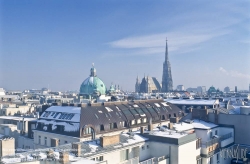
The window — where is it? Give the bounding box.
[110,123,117,129]
[105,107,113,112]
[84,127,92,135]
[137,119,141,124]
[210,157,213,164]
[62,114,68,119]
[96,156,103,161]
[65,141,68,144]
[120,149,129,161]
[174,113,177,117]
[58,113,65,119]
[217,153,219,162]
[142,146,145,150]
[53,112,59,118]
[65,114,71,119]
[210,131,213,138]
[215,130,218,135]
[100,125,104,131]
[44,137,47,145]
[147,145,149,149]
[197,159,202,164]
[38,136,41,144]
[68,114,75,120]
[131,120,135,125]
[196,138,201,149]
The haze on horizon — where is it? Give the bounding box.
[0,0,250,92]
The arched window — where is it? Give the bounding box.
[100,125,104,131]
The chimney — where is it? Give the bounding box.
[51,138,59,147]
[140,127,144,134]
[148,118,153,131]
[72,143,81,157]
[100,134,120,147]
[168,122,173,130]
[189,108,193,113]
[170,117,179,123]
[59,152,69,163]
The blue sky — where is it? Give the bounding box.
[0,0,250,91]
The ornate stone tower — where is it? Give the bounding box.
[135,75,140,92]
[162,38,173,92]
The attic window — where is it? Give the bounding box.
[68,114,75,120]
[115,106,121,111]
[53,113,60,118]
[154,103,161,107]
[65,114,71,119]
[59,113,65,119]
[161,102,168,107]
[62,114,68,119]
[105,107,113,112]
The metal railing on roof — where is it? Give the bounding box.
[201,132,233,148]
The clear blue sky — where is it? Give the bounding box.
[0,0,249,91]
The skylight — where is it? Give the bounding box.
[105,107,113,112]
[154,103,161,107]
[161,102,169,107]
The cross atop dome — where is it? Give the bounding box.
[90,63,97,77]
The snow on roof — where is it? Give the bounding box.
[192,119,218,129]
[46,106,81,114]
[36,120,79,132]
[121,133,148,146]
[150,130,187,139]
[165,99,216,105]
[173,122,194,132]
[0,116,37,121]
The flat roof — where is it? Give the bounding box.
[46,106,81,114]
[0,116,37,121]
[165,99,216,105]
[192,119,218,129]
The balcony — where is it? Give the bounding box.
[120,157,139,164]
[140,155,169,164]
[201,132,233,156]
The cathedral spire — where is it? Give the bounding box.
[162,37,173,92]
[165,38,169,62]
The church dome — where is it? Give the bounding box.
[80,64,106,96]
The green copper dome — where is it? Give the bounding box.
[80,65,106,96]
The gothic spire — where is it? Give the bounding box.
[165,38,169,62]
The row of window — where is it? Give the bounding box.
[38,136,67,146]
[92,156,103,161]
[42,112,75,120]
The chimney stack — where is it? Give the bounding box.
[148,118,153,131]
[59,152,69,163]
[100,134,120,147]
[140,127,144,134]
[168,122,173,130]
[72,143,81,157]
[51,138,59,147]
